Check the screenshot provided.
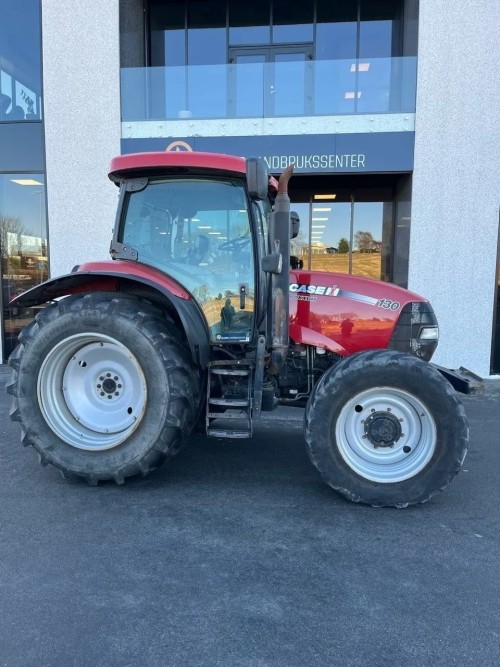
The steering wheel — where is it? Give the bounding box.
[218,236,251,252]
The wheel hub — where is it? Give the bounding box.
[364,410,402,448]
[97,373,122,399]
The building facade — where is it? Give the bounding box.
[1,0,499,376]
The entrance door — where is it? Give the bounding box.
[229,45,313,118]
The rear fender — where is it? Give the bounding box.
[10,265,210,368]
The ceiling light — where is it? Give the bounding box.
[10,179,44,186]
[197,226,211,229]
[345,91,362,99]
[314,194,336,200]
[312,218,328,222]
[208,231,221,235]
[350,63,370,72]
[313,207,331,212]
[311,225,326,228]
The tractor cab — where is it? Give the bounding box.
[108,152,284,347]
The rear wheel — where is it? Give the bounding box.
[305,350,468,507]
[7,292,202,484]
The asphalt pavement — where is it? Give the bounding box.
[1,364,499,667]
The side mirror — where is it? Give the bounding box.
[246,157,269,200]
[290,210,300,239]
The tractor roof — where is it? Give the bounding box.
[108,151,247,184]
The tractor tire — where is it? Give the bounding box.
[304,350,468,507]
[7,292,202,485]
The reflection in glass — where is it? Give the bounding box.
[352,202,384,279]
[1,174,48,358]
[272,0,313,43]
[360,0,402,58]
[289,203,310,270]
[309,201,351,274]
[0,0,42,121]
[292,191,394,281]
[229,0,270,45]
[273,52,310,116]
[121,56,416,121]
[121,178,255,343]
[231,54,265,118]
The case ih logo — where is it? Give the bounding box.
[289,283,400,310]
[165,140,193,152]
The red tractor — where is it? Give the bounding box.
[7,152,478,506]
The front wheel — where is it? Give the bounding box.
[305,350,468,507]
[7,292,202,484]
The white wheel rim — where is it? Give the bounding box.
[335,387,437,483]
[37,333,147,450]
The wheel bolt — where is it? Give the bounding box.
[114,376,118,381]
[97,384,101,389]
[100,392,104,396]
[106,373,111,378]
[114,392,119,396]
[99,376,104,381]
[117,384,122,389]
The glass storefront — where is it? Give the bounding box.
[125,0,415,121]
[0,0,43,121]
[0,174,48,358]
[290,187,394,282]
[0,1,45,361]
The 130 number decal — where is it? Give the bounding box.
[377,298,400,311]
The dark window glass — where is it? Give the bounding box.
[229,0,270,45]
[150,0,186,67]
[188,0,226,29]
[0,0,42,121]
[187,1,226,65]
[316,2,358,23]
[316,0,357,60]
[359,0,402,58]
[272,0,313,43]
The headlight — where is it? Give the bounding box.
[389,301,439,362]
[419,326,439,340]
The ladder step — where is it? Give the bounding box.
[207,411,251,420]
[207,428,252,439]
[210,368,250,376]
[209,397,250,407]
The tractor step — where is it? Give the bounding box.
[207,410,251,419]
[210,368,250,376]
[206,360,253,439]
[207,428,251,439]
[209,397,250,407]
